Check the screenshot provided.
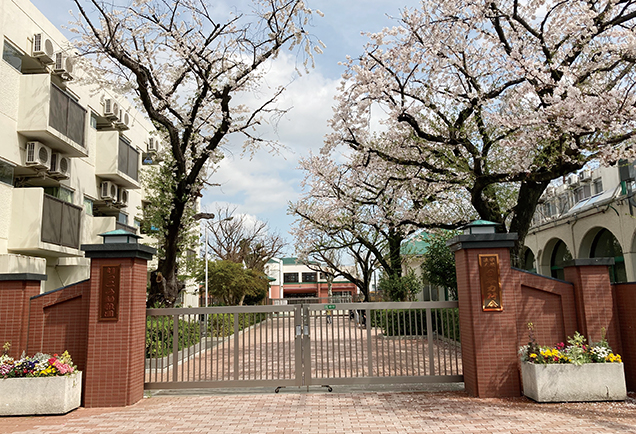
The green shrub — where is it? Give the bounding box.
[371,308,460,341]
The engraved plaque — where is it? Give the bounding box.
[478,254,503,311]
[99,265,120,321]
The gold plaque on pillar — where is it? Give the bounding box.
[478,254,503,312]
[99,265,120,321]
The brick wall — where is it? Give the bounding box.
[613,283,636,391]
[514,270,577,348]
[0,280,41,358]
[26,280,90,372]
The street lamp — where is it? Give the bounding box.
[203,216,233,307]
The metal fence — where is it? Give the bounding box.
[145,301,462,390]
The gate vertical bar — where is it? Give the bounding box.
[234,312,239,380]
[426,308,435,376]
[172,313,179,383]
[294,305,303,387]
[366,307,372,376]
[303,305,311,386]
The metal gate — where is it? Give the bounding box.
[145,301,462,391]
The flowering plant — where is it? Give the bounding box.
[519,324,622,365]
[1,343,76,378]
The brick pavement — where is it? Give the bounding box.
[1,390,635,433]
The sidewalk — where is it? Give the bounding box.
[2,389,635,434]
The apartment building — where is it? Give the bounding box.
[523,161,636,283]
[0,0,163,294]
[265,257,358,300]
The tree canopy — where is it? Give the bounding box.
[326,0,636,264]
[72,0,321,306]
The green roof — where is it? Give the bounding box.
[401,232,432,255]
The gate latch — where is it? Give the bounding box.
[303,325,310,336]
[296,325,302,337]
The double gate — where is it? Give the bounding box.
[145,302,462,391]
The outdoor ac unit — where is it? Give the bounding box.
[103,98,120,120]
[49,152,71,178]
[32,33,54,64]
[114,109,130,129]
[581,169,592,181]
[53,52,74,80]
[100,181,118,201]
[567,174,580,186]
[25,141,51,170]
[148,137,159,153]
[117,188,129,206]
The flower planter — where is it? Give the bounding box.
[0,372,82,415]
[521,362,626,402]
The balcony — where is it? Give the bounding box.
[95,131,140,189]
[9,188,82,257]
[17,74,88,158]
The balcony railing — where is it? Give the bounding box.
[116,222,138,234]
[96,131,140,189]
[41,194,82,249]
[17,74,88,157]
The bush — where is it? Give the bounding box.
[371,308,460,341]
[146,312,268,358]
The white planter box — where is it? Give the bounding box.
[521,362,626,402]
[0,372,82,415]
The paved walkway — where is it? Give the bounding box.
[2,389,635,433]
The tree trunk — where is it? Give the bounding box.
[508,180,550,267]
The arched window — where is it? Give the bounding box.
[550,240,572,280]
[521,248,536,273]
[590,229,626,283]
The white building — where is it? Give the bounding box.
[0,0,173,296]
[523,162,636,283]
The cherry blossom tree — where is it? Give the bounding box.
[328,0,636,264]
[71,0,320,306]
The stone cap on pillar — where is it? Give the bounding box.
[81,230,156,260]
[446,232,518,252]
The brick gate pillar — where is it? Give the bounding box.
[81,231,155,408]
[447,225,521,397]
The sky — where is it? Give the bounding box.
[30,0,422,257]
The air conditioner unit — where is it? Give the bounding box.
[581,169,592,181]
[49,152,71,178]
[103,98,120,120]
[25,141,51,170]
[32,33,54,64]
[148,137,159,153]
[100,181,118,201]
[113,109,130,129]
[53,52,74,80]
[567,174,580,186]
[117,188,129,206]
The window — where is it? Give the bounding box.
[0,160,14,186]
[117,212,128,225]
[83,197,94,215]
[591,229,626,283]
[574,185,591,203]
[44,186,74,204]
[593,178,603,195]
[49,84,87,147]
[118,136,139,181]
[90,113,98,129]
[550,240,572,280]
[3,41,24,72]
[302,272,317,283]
[283,273,299,283]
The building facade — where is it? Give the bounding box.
[265,257,358,301]
[523,162,636,283]
[0,0,185,299]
